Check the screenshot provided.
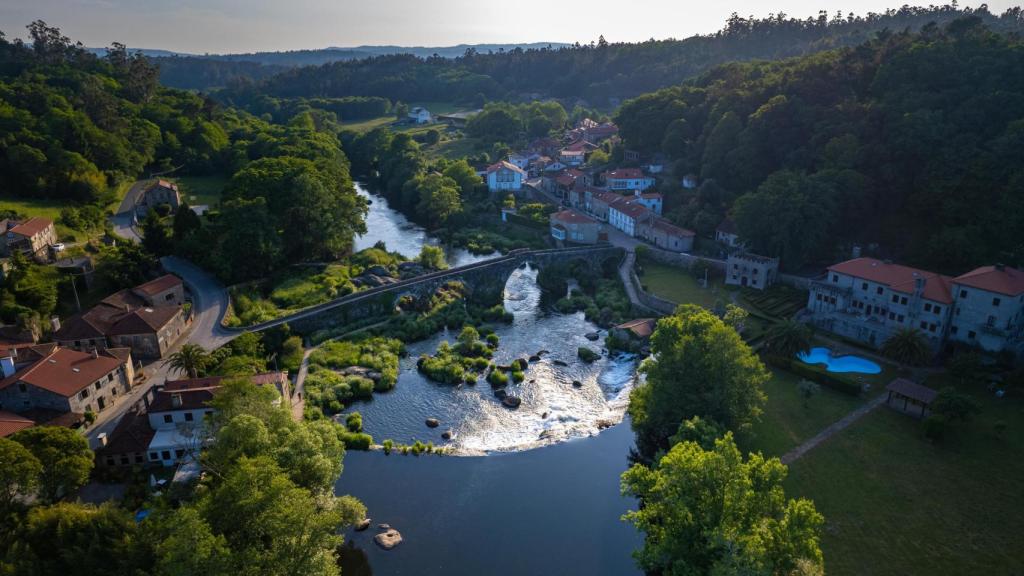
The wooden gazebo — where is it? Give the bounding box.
[885,378,938,419]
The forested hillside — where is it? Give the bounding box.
[615,16,1024,273]
[217,5,1024,107]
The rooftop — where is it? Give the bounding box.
[551,209,596,225]
[0,410,34,437]
[604,168,646,180]
[953,265,1024,296]
[486,160,526,175]
[134,274,183,297]
[828,258,954,304]
[886,378,938,405]
[0,348,126,398]
[615,318,657,338]
[7,217,53,238]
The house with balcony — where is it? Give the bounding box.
[948,264,1024,352]
[806,258,954,349]
[486,161,526,192]
[4,217,58,261]
[603,168,655,192]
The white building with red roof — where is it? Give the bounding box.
[949,264,1024,352]
[486,161,526,192]
[608,199,651,237]
[603,168,655,192]
[807,257,954,348]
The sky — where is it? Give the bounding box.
[0,0,1017,54]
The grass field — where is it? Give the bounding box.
[0,180,132,243]
[784,375,1024,575]
[638,260,736,310]
[174,175,228,208]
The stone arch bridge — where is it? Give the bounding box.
[230,245,623,337]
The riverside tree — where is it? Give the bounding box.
[628,304,769,460]
[622,433,825,576]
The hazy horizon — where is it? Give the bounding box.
[1,0,1017,55]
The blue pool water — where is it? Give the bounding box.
[797,347,881,374]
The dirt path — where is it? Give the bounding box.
[780,393,887,465]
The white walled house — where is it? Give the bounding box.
[507,153,531,170]
[806,258,954,349]
[716,217,743,248]
[486,161,526,192]
[634,191,663,215]
[948,265,1024,352]
[725,253,779,291]
[608,200,650,238]
[408,107,432,124]
[603,168,655,192]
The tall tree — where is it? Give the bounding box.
[622,433,825,576]
[881,328,931,366]
[9,427,93,503]
[629,305,769,460]
[0,437,42,512]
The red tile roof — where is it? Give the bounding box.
[95,407,154,455]
[828,258,953,304]
[612,200,650,220]
[592,191,625,206]
[486,160,526,175]
[134,274,183,297]
[151,372,289,413]
[7,217,53,239]
[652,218,695,237]
[0,348,126,398]
[551,210,596,225]
[953,265,1024,296]
[615,318,656,338]
[107,306,182,336]
[0,410,34,437]
[151,179,179,192]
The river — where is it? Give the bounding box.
[337,185,643,575]
[354,182,496,267]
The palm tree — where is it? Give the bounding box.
[763,320,813,358]
[163,343,211,378]
[881,328,930,366]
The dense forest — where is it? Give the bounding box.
[614,16,1024,273]
[215,5,1024,107]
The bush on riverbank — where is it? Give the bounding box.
[418,327,498,385]
[309,337,403,391]
[578,347,600,363]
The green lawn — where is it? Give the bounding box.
[638,260,738,310]
[173,175,228,208]
[428,136,483,160]
[339,116,396,133]
[739,368,866,457]
[783,373,1024,575]
[0,179,131,243]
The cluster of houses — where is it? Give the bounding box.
[806,257,1024,354]
[0,274,192,436]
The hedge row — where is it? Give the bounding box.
[764,355,863,396]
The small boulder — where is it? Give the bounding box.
[502,396,522,408]
[355,518,371,531]
[374,528,403,550]
[585,332,600,341]
[572,380,583,388]
[378,523,390,530]
[528,355,540,363]
[441,429,453,440]
[494,389,508,400]
[553,360,569,367]
[425,418,440,428]
[596,419,615,430]
[541,411,549,419]
[537,349,550,356]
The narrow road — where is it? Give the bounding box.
[291,348,314,422]
[110,179,150,242]
[779,394,887,465]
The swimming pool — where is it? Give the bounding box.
[797,347,881,374]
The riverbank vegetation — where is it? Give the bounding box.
[416,326,497,385]
[303,337,404,418]
[0,378,366,576]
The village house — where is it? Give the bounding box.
[716,217,743,248]
[542,160,568,173]
[725,253,779,291]
[408,106,432,124]
[528,137,561,157]
[0,346,135,425]
[611,318,657,344]
[4,217,58,261]
[947,264,1024,352]
[608,199,650,237]
[507,152,534,170]
[637,216,695,253]
[55,274,189,359]
[550,209,601,245]
[144,372,290,467]
[633,190,663,215]
[603,168,655,192]
[486,161,526,192]
[559,148,587,166]
[587,190,625,222]
[806,258,955,349]
[140,180,181,213]
[553,169,590,199]
[583,122,618,142]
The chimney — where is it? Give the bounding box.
[171,393,182,408]
[97,432,108,447]
[49,316,60,332]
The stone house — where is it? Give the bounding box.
[947,264,1024,352]
[725,253,779,291]
[4,217,58,261]
[638,216,695,253]
[0,347,134,421]
[550,209,600,245]
[141,180,181,212]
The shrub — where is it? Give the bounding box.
[382,439,394,455]
[340,431,373,450]
[345,412,363,433]
[578,347,600,363]
[767,356,861,396]
[511,370,525,383]
[487,369,509,386]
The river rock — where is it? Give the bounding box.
[502,395,522,408]
[515,358,529,370]
[378,523,390,530]
[596,419,615,430]
[529,355,540,363]
[494,389,508,400]
[374,528,403,550]
[425,418,440,428]
[553,360,568,367]
[572,380,583,388]
[355,518,371,531]
[585,332,600,341]
[537,350,549,356]
[541,411,549,419]
[339,366,382,383]
[441,429,453,440]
